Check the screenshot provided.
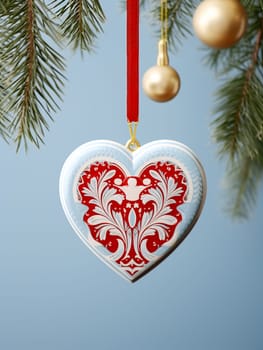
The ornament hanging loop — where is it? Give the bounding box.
[126,122,140,152]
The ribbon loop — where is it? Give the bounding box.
[126,0,139,123]
[126,0,140,151]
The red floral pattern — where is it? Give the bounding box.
[77,161,188,276]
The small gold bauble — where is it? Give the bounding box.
[193,0,247,48]
[142,65,180,102]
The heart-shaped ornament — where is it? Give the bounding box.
[59,140,206,282]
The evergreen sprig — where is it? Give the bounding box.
[0,0,66,150]
[53,0,105,52]
[0,0,105,151]
[205,1,263,217]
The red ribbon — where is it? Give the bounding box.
[127,0,139,123]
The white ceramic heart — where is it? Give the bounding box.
[59,140,206,282]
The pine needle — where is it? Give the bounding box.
[0,0,65,150]
[53,0,105,52]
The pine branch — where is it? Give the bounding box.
[53,0,105,52]
[216,75,263,218]
[213,73,263,160]
[207,3,263,217]
[1,0,65,150]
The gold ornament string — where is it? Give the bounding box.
[160,0,168,42]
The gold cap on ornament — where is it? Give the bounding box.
[142,39,181,103]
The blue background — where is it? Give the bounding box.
[1,2,263,349]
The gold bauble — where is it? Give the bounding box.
[142,65,180,102]
[193,0,247,48]
[142,39,181,102]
